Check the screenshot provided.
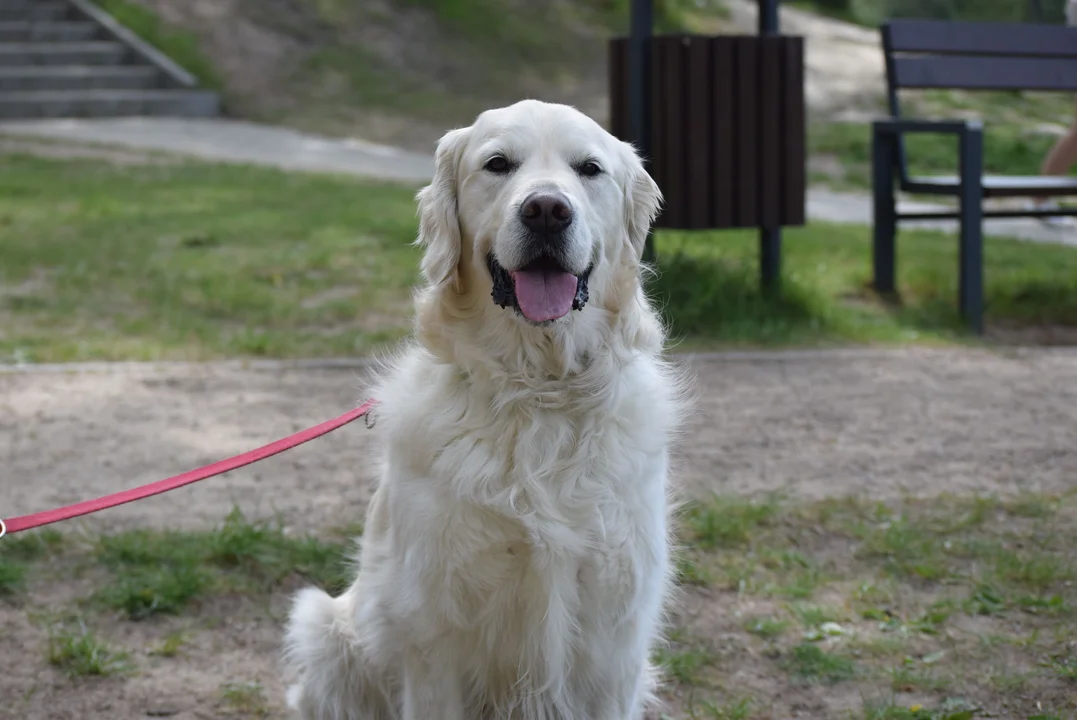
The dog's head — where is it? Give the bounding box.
[414,100,663,365]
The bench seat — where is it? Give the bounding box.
[905,174,1077,198]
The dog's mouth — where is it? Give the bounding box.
[488,253,592,323]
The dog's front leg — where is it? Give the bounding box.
[402,654,465,720]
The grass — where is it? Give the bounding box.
[5,153,1077,362]
[150,630,189,658]
[219,681,271,717]
[810,90,1075,192]
[861,699,980,720]
[266,0,707,137]
[0,154,420,362]
[781,642,858,685]
[46,618,132,677]
[692,697,754,719]
[653,641,717,685]
[656,491,1077,716]
[744,616,789,640]
[680,494,781,549]
[94,0,222,91]
[88,508,354,619]
[0,529,64,595]
[5,491,1077,717]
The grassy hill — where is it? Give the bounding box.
[109,0,710,150]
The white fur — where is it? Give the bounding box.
[283,100,687,720]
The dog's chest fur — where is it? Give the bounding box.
[368,350,675,705]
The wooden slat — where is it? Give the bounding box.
[892,56,1077,92]
[659,36,687,228]
[712,37,736,228]
[734,36,759,227]
[759,36,782,230]
[686,36,712,229]
[606,33,807,231]
[886,18,1077,58]
[780,35,806,226]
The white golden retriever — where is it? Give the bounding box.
[283,99,686,720]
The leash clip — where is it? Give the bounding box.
[363,407,377,429]
[0,518,6,540]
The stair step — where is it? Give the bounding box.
[0,2,68,22]
[0,65,159,91]
[0,41,127,66]
[0,89,220,118]
[0,21,99,42]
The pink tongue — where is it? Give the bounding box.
[511,270,578,322]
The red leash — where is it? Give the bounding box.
[0,399,378,539]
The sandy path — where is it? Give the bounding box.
[4,347,1077,538]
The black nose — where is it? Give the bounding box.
[520,192,573,234]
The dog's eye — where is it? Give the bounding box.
[577,161,603,178]
[484,156,512,174]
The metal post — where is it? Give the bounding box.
[758,0,779,34]
[758,0,781,292]
[872,127,897,295]
[629,0,656,264]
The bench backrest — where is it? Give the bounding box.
[881,18,1077,181]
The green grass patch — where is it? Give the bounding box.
[680,495,781,549]
[47,618,132,677]
[781,642,858,685]
[674,552,713,587]
[150,630,189,658]
[744,616,789,640]
[667,491,1077,714]
[95,0,221,90]
[0,529,64,595]
[6,154,1077,361]
[653,644,716,685]
[860,698,979,720]
[789,602,841,629]
[91,508,353,619]
[0,154,421,362]
[695,696,755,719]
[219,681,271,717]
[276,0,706,136]
[649,224,1077,348]
[1045,653,1077,682]
[810,90,1074,191]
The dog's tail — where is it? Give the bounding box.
[283,586,394,720]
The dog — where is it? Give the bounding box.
[283,99,686,720]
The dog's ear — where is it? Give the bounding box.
[415,126,470,288]
[621,141,663,259]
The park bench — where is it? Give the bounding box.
[872,18,1077,334]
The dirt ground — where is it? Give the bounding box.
[3,346,1077,718]
[5,347,1077,535]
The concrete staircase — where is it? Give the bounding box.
[0,0,219,119]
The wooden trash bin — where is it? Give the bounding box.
[608,34,807,232]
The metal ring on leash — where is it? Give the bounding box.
[0,518,6,540]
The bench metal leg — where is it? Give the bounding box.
[760,227,781,294]
[871,128,898,295]
[957,127,985,334]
